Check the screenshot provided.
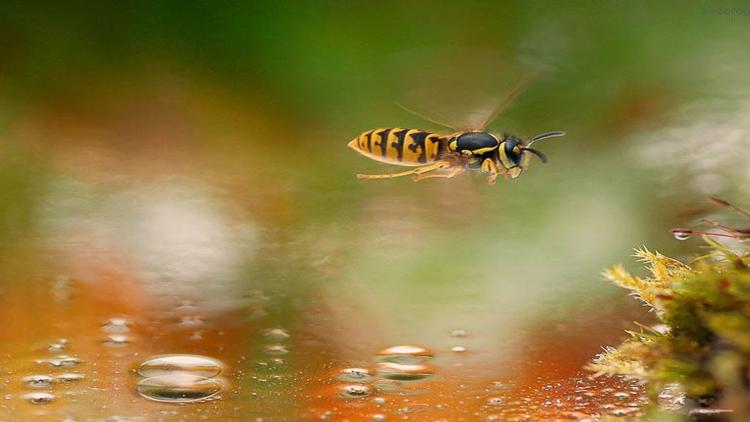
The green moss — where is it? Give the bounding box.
[588,238,750,416]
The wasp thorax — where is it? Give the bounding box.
[450,132,499,156]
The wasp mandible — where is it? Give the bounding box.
[347,76,565,185]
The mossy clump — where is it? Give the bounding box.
[588,239,750,415]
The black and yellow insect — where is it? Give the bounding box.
[348,78,565,185]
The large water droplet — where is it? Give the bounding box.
[671,229,691,241]
[23,375,54,388]
[375,362,433,381]
[136,374,221,403]
[22,392,55,404]
[338,383,374,399]
[137,354,223,378]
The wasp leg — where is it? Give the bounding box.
[412,166,464,181]
[480,158,503,185]
[356,161,452,180]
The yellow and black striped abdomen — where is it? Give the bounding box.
[347,128,445,166]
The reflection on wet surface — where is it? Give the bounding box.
[0,77,694,420]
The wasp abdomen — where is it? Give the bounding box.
[348,128,445,166]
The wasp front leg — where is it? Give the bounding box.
[480,158,504,185]
[356,160,453,180]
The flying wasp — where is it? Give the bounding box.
[347,77,565,185]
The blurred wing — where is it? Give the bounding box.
[396,103,462,131]
[466,73,536,131]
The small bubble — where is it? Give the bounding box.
[22,375,54,388]
[102,334,131,347]
[48,342,67,352]
[337,367,373,382]
[450,329,467,338]
[451,346,467,353]
[261,328,290,342]
[338,383,374,399]
[37,356,82,368]
[487,397,503,406]
[671,229,692,241]
[101,317,131,334]
[607,407,641,417]
[613,391,630,400]
[263,345,289,356]
[178,315,205,328]
[138,354,224,378]
[136,374,222,403]
[372,397,386,404]
[56,373,85,383]
[371,414,388,421]
[22,392,55,404]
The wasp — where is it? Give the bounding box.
[347,77,565,185]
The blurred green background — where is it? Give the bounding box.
[1,1,750,419]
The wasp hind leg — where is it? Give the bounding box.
[412,165,464,181]
[356,161,452,180]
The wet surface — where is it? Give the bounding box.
[2,5,749,418]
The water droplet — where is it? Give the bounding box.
[487,397,503,406]
[378,345,432,358]
[372,397,386,404]
[137,354,223,378]
[136,374,221,403]
[607,407,641,417]
[338,384,374,399]
[613,391,630,400]
[178,315,205,328]
[450,329,467,337]
[451,346,467,353]
[263,345,289,356]
[101,317,131,334]
[371,414,388,421]
[22,375,54,388]
[337,367,373,382]
[48,338,70,352]
[261,328,290,341]
[102,334,131,347]
[55,373,85,383]
[671,229,691,241]
[22,392,55,404]
[37,356,82,368]
[375,362,433,381]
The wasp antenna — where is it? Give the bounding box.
[523,147,548,163]
[528,131,566,145]
[395,103,458,131]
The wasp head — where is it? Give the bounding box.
[498,131,565,178]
